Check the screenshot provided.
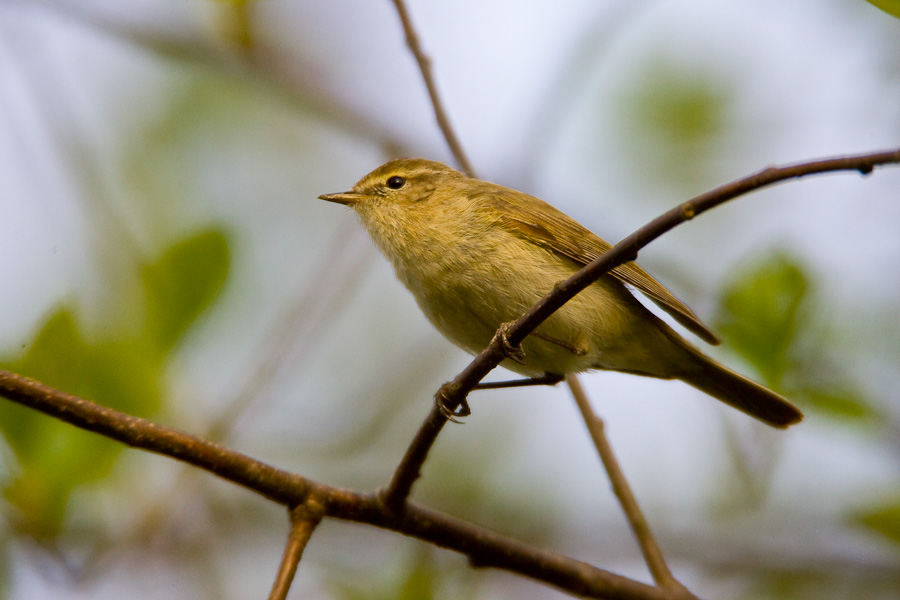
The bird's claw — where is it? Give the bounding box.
[493,322,527,363]
[435,385,471,423]
[432,323,526,423]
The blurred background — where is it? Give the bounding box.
[1,0,899,598]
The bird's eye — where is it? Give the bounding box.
[386,176,406,190]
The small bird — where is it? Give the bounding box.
[319,158,803,428]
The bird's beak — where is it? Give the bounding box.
[318,191,365,206]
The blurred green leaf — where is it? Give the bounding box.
[397,553,438,600]
[209,0,257,50]
[0,309,160,537]
[854,499,900,547]
[333,551,441,600]
[715,250,876,423]
[715,252,807,387]
[801,385,871,420]
[614,58,734,192]
[141,227,230,354]
[865,0,900,19]
[0,227,229,538]
[0,536,8,600]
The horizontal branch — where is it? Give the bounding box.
[0,369,311,505]
[0,369,685,600]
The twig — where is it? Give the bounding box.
[389,0,474,175]
[380,147,900,508]
[382,404,447,511]
[0,370,311,504]
[0,368,690,600]
[566,375,692,595]
[268,500,325,600]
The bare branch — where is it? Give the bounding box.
[0,371,311,504]
[382,404,446,511]
[566,375,692,595]
[268,501,325,600]
[390,0,475,175]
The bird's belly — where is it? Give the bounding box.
[410,270,657,378]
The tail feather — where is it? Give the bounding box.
[678,349,803,428]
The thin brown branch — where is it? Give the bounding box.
[0,369,689,600]
[507,149,900,351]
[381,147,900,507]
[381,404,446,511]
[390,0,474,175]
[0,370,312,505]
[268,501,325,600]
[566,375,692,595]
[380,0,481,510]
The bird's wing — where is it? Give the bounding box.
[480,189,720,345]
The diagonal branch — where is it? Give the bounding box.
[268,500,325,600]
[566,375,691,594]
[381,147,900,508]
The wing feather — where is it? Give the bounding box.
[478,189,720,345]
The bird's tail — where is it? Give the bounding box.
[676,344,803,428]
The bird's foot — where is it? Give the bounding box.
[435,383,471,424]
[493,322,527,363]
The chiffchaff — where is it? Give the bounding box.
[319,158,803,428]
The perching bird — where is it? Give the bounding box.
[319,158,803,428]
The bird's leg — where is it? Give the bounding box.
[479,325,582,388]
[435,323,572,422]
[436,372,564,423]
[492,321,527,363]
[473,372,564,390]
[435,383,470,423]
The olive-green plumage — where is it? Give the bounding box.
[319,158,803,428]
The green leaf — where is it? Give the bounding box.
[0,229,229,538]
[800,384,871,420]
[715,250,879,424]
[853,499,900,547]
[397,553,438,600]
[715,252,808,387]
[0,538,8,600]
[331,552,441,600]
[141,227,230,354]
[865,0,900,19]
[0,309,160,537]
[614,58,734,193]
